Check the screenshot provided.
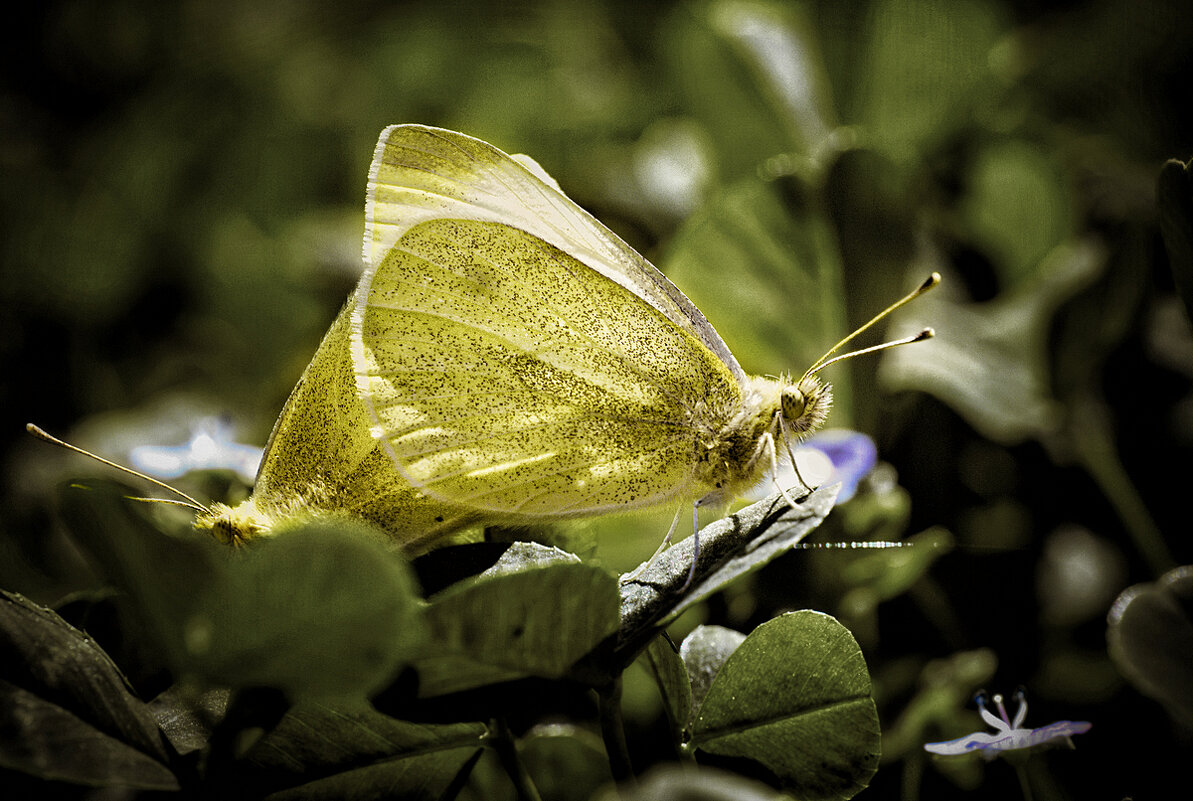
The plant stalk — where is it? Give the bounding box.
[597,679,636,786]
[491,717,543,801]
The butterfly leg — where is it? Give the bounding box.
[755,430,802,511]
[620,504,684,584]
[776,415,814,497]
[681,501,700,591]
[620,502,701,593]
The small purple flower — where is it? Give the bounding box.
[801,430,877,502]
[129,417,262,483]
[925,689,1091,759]
[744,429,878,504]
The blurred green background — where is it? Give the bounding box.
[2,0,1191,799]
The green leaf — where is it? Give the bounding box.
[962,140,1076,288]
[244,703,485,801]
[852,0,1005,163]
[0,591,178,790]
[417,549,620,697]
[879,239,1106,443]
[148,686,229,758]
[679,625,746,728]
[662,0,838,177]
[192,523,425,701]
[690,611,879,801]
[618,485,839,663]
[1107,565,1193,728]
[641,634,693,737]
[663,177,853,421]
[520,724,613,801]
[477,539,583,576]
[60,483,425,701]
[1157,158,1193,323]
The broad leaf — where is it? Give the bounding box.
[244,702,485,801]
[679,625,746,728]
[417,550,620,697]
[852,0,1005,162]
[618,485,839,662]
[662,0,837,179]
[663,178,853,421]
[148,686,229,757]
[60,483,425,701]
[641,635,693,736]
[0,591,177,789]
[1107,565,1193,728]
[520,723,614,801]
[961,140,1075,288]
[879,239,1106,443]
[690,611,879,801]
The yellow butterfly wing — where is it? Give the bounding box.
[356,125,746,383]
[354,218,744,517]
[352,126,748,518]
[233,298,480,549]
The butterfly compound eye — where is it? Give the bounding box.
[781,387,807,421]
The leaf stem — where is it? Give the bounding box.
[1068,398,1174,577]
[597,679,636,786]
[1014,763,1034,801]
[491,717,543,801]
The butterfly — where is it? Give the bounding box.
[34,125,935,555]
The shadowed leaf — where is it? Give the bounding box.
[245,703,485,800]
[59,482,424,702]
[417,546,620,697]
[1107,565,1193,728]
[0,591,177,789]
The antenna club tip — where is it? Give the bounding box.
[921,272,942,290]
[917,327,936,341]
[26,423,52,441]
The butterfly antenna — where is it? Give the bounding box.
[800,272,940,382]
[26,423,210,515]
[809,328,935,375]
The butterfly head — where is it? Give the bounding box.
[780,375,833,437]
[194,490,334,546]
[195,501,267,546]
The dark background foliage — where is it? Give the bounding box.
[2,1,1191,799]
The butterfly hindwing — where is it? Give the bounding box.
[251,297,478,547]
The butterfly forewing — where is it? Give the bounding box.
[355,218,742,517]
[358,125,745,382]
